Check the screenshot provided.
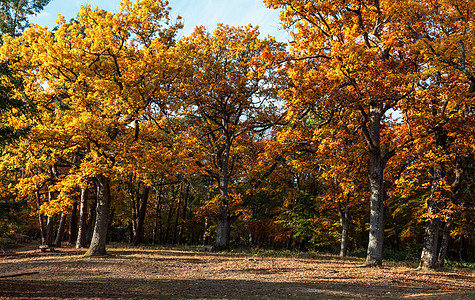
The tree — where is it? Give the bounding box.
[391,0,475,268]
[2,0,183,255]
[0,0,51,37]
[177,24,285,250]
[265,0,416,266]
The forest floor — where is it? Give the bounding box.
[0,243,474,299]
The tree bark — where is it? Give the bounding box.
[172,182,183,245]
[68,201,78,245]
[54,211,67,247]
[86,198,97,245]
[365,103,388,267]
[132,186,150,246]
[214,140,232,251]
[152,186,163,245]
[76,188,88,248]
[45,189,55,247]
[85,174,111,256]
[337,195,350,257]
[437,217,452,267]
[35,191,46,245]
[420,128,447,269]
[215,205,231,251]
[178,182,190,245]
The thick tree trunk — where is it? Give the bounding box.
[437,217,452,267]
[215,205,231,251]
[365,103,387,267]
[337,195,350,257]
[76,188,88,248]
[45,215,54,246]
[132,186,150,246]
[86,198,97,245]
[54,211,67,247]
[419,211,440,269]
[68,202,78,245]
[214,140,232,251]
[86,175,111,256]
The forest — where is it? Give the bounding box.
[0,0,474,272]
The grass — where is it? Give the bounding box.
[0,243,473,299]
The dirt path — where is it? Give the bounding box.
[0,245,474,299]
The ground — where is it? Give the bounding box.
[0,243,474,299]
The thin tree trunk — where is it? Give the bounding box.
[129,174,138,243]
[35,191,46,245]
[203,217,209,246]
[337,195,350,257]
[172,182,183,245]
[165,185,176,244]
[178,182,190,245]
[76,188,88,248]
[437,156,463,267]
[45,189,55,247]
[54,211,67,247]
[152,186,163,245]
[68,202,78,245]
[420,128,448,269]
[107,207,115,243]
[86,174,111,256]
[132,186,150,246]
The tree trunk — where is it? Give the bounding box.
[132,186,150,246]
[365,103,387,267]
[214,140,232,251]
[178,182,190,245]
[76,188,88,248]
[437,217,452,267]
[215,205,231,251]
[437,156,463,267]
[419,166,444,269]
[203,217,209,246]
[107,207,115,243]
[129,174,138,243]
[45,215,54,246]
[165,185,176,244]
[35,191,46,245]
[45,189,55,247]
[152,186,163,245]
[337,195,350,257]
[54,211,67,247]
[68,201,78,245]
[86,198,97,245]
[172,182,183,245]
[86,174,111,256]
[420,128,447,269]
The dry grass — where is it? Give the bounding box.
[0,243,474,299]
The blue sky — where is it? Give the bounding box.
[29,0,290,42]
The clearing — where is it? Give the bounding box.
[0,244,474,299]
